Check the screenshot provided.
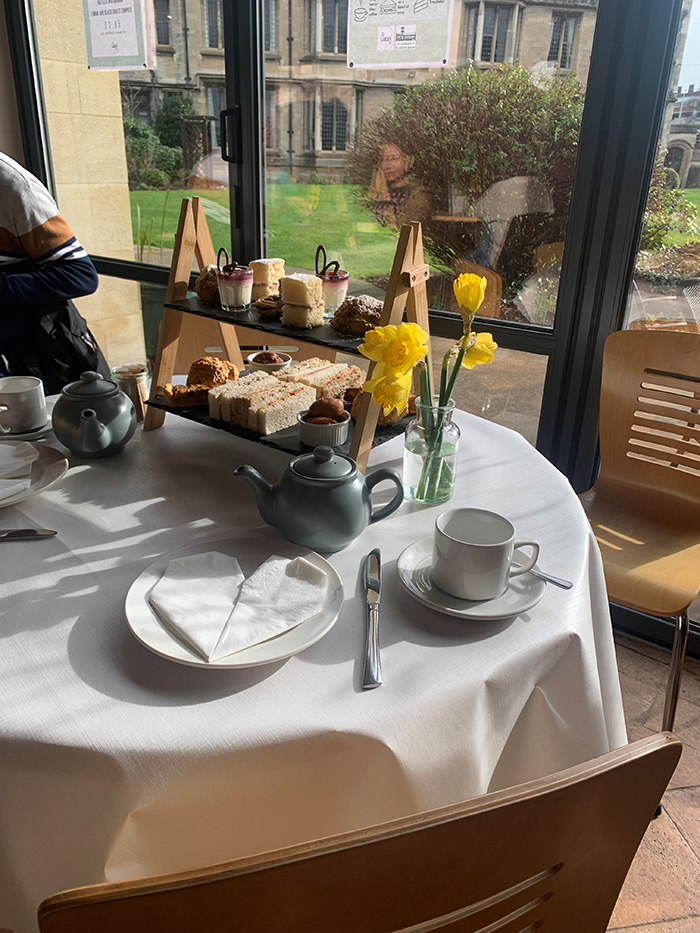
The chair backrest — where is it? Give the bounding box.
[599,329,700,502]
[473,177,554,267]
[38,734,680,933]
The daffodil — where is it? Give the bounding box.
[363,369,413,416]
[359,322,428,377]
[461,332,497,369]
[453,273,487,333]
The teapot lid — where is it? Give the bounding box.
[62,371,118,400]
[292,446,354,479]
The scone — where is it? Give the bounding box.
[331,295,383,335]
[194,265,219,303]
[187,356,239,387]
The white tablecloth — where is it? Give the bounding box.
[0,411,626,933]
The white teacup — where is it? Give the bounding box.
[0,376,47,435]
[431,508,540,601]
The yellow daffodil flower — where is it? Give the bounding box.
[363,369,413,415]
[461,332,498,369]
[359,322,428,377]
[453,273,487,333]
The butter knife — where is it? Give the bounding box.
[362,548,382,689]
[0,529,57,540]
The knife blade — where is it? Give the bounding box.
[362,548,382,689]
[0,529,57,540]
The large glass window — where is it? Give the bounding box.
[309,0,348,54]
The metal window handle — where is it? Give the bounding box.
[220,107,241,164]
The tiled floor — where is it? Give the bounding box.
[608,632,700,932]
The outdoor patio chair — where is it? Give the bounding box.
[38,734,680,933]
[580,328,700,731]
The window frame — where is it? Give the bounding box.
[480,3,511,64]
[308,0,348,55]
[548,11,579,70]
[203,0,224,50]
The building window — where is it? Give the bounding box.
[309,0,348,54]
[207,85,224,146]
[154,0,170,45]
[264,0,276,51]
[464,3,478,61]
[203,0,223,49]
[265,86,277,148]
[548,13,577,70]
[481,4,510,63]
[321,98,347,151]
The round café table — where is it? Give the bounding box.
[0,410,627,933]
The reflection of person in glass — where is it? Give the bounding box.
[369,143,427,228]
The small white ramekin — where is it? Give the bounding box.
[246,352,292,373]
[297,409,350,447]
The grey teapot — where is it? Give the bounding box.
[52,371,136,458]
[234,446,404,553]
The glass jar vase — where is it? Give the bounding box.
[403,397,460,503]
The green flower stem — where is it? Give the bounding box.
[442,335,468,406]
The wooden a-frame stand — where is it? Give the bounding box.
[348,221,431,472]
[144,197,245,432]
[144,198,431,475]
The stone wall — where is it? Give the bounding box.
[32,0,145,367]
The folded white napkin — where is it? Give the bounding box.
[0,442,39,480]
[211,555,328,661]
[0,477,32,502]
[148,552,246,661]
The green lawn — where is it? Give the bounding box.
[663,189,700,247]
[129,183,400,277]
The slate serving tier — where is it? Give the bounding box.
[146,397,409,457]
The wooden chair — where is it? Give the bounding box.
[38,734,680,933]
[580,329,700,732]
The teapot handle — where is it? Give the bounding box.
[367,468,404,524]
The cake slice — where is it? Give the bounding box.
[281,301,325,329]
[301,364,366,399]
[252,282,277,302]
[164,384,210,407]
[274,358,335,384]
[280,273,323,306]
[256,385,316,435]
[249,258,285,285]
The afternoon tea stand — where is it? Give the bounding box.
[144,196,431,473]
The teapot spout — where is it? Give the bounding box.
[234,465,275,525]
[76,409,111,456]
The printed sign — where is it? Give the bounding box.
[348,0,452,69]
[82,0,154,70]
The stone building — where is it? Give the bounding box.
[666,85,700,188]
[120,0,599,180]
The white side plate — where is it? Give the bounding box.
[397,536,546,621]
[0,443,69,509]
[125,537,345,668]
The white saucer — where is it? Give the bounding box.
[396,536,546,621]
[0,398,56,442]
[125,537,345,668]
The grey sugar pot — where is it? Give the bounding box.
[235,446,404,553]
[52,371,137,458]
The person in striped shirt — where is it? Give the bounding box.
[1,152,108,393]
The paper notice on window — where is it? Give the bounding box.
[348,0,452,69]
[82,0,154,70]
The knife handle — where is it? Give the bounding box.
[363,604,382,689]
